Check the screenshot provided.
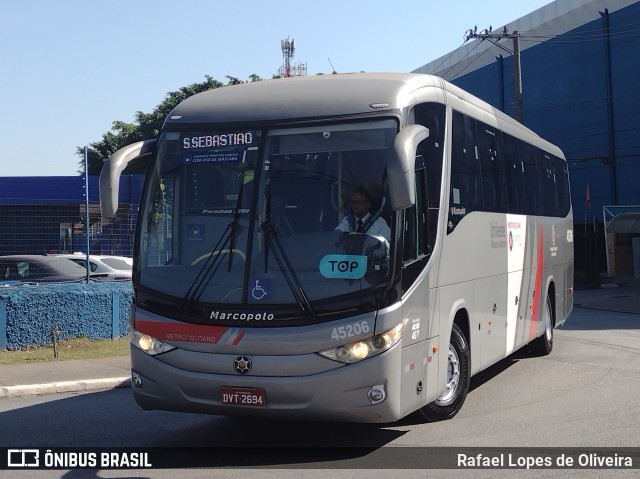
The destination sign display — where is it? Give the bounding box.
[182,132,254,149]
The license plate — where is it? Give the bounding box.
[220,387,266,406]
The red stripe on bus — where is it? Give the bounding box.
[530,225,544,340]
[232,330,245,345]
[136,320,229,344]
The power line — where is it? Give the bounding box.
[440,41,484,79]
[519,18,640,42]
[426,39,468,75]
[436,20,640,81]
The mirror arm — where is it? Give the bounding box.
[388,125,429,210]
[99,139,156,219]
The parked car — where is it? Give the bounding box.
[55,254,132,281]
[0,255,92,283]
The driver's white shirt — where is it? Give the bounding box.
[335,212,391,242]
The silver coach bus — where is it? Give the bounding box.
[100,73,574,423]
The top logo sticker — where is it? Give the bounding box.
[319,255,367,279]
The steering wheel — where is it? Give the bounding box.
[191,248,246,266]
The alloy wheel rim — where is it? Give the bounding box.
[436,345,461,406]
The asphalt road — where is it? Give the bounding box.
[1,306,638,478]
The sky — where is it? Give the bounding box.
[0,0,554,177]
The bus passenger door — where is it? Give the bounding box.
[399,159,435,414]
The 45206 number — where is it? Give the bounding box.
[331,321,370,341]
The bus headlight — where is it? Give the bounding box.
[130,329,176,356]
[318,321,405,364]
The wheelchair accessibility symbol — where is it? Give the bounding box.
[250,278,270,300]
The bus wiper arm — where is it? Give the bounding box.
[227,152,254,272]
[182,158,253,315]
[261,220,317,320]
[226,176,246,272]
[180,222,234,317]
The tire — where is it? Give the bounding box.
[418,323,470,422]
[530,295,554,356]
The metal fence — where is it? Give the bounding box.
[0,199,137,257]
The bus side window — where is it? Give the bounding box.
[523,148,542,215]
[449,110,481,232]
[555,157,571,217]
[504,134,526,215]
[542,155,555,216]
[478,126,508,213]
[544,154,571,217]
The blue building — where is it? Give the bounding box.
[0,175,143,256]
[415,0,640,280]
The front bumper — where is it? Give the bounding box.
[130,342,405,423]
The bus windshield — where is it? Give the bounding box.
[138,119,398,319]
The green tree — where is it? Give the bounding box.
[77,74,262,175]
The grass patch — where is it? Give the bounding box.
[0,337,129,365]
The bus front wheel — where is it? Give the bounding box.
[418,323,470,422]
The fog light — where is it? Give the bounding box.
[368,385,386,405]
[132,372,142,388]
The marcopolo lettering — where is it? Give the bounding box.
[210,310,274,321]
[319,254,367,279]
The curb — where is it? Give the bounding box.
[0,376,131,399]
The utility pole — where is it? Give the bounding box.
[600,8,617,205]
[465,27,522,123]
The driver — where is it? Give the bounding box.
[335,188,391,242]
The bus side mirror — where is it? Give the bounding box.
[388,125,429,210]
[99,139,156,219]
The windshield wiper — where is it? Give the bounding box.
[179,221,235,317]
[226,166,247,272]
[261,183,317,320]
[180,151,255,316]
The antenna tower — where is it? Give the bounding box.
[277,37,307,77]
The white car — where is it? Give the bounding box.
[56,254,132,281]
